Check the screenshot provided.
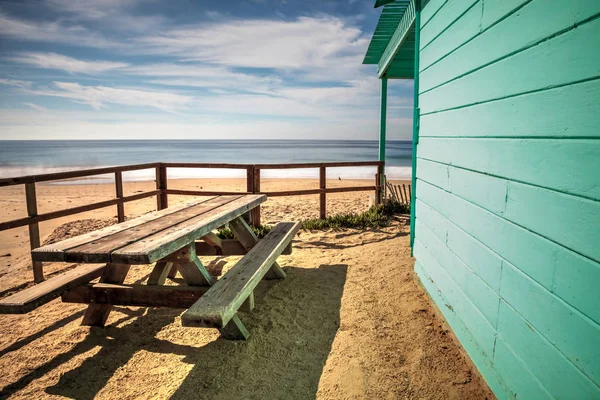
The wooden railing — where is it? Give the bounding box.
[386,181,412,204]
[0,161,384,282]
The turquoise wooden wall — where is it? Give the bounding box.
[413,1,600,398]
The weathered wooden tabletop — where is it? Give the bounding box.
[32,194,266,265]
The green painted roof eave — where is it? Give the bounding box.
[363,1,411,65]
[364,0,417,80]
[374,0,396,7]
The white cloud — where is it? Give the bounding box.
[0,119,387,141]
[0,12,372,82]
[0,12,120,48]
[47,0,145,19]
[23,102,48,112]
[0,105,413,140]
[136,16,369,72]
[25,81,193,112]
[126,63,280,93]
[192,84,380,120]
[0,78,32,88]
[278,78,379,107]
[45,0,165,32]
[9,52,129,74]
[0,8,415,139]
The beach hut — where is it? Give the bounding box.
[364,1,600,398]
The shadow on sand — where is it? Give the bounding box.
[1,264,347,400]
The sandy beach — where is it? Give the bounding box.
[0,178,492,399]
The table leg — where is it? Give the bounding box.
[220,315,250,340]
[82,263,131,327]
[147,261,174,285]
[167,265,178,279]
[164,243,214,286]
[229,217,286,280]
[239,292,255,312]
[176,257,214,286]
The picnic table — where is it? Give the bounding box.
[0,194,300,340]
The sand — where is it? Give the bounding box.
[0,178,493,399]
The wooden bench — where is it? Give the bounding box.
[0,264,106,314]
[181,221,301,339]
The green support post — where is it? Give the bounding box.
[379,77,388,162]
[379,77,388,201]
[410,1,421,254]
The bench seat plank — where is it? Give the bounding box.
[0,264,106,314]
[181,221,301,329]
[65,196,240,263]
[111,195,267,265]
[32,197,216,262]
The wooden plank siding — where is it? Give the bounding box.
[420,1,600,93]
[413,1,600,399]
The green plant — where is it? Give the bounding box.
[302,200,410,230]
[384,200,411,215]
[216,224,273,239]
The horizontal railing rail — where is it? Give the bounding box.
[0,190,160,231]
[0,161,384,283]
[0,162,161,187]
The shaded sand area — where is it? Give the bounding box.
[0,179,493,399]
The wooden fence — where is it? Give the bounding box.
[0,161,384,282]
[386,181,412,204]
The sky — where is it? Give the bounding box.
[0,0,414,141]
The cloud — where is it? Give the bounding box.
[25,81,193,112]
[278,78,378,107]
[47,0,146,19]
[9,52,129,74]
[0,117,392,141]
[0,102,413,140]
[192,81,381,120]
[0,78,32,88]
[136,16,369,72]
[1,12,371,82]
[0,12,120,48]
[23,102,48,112]
[45,0,165,32]
[126,63,281,93]
[0,6,415,139]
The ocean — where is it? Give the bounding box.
[0,140,412,183]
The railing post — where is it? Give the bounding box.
[25,182,44,282]
[251,167,261,227]
[375,173,380,205]
[115,171,125,222]
[375,163,384,205]
[156,164,168,210]
[243,166,254,224]
[319,166,326,219]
